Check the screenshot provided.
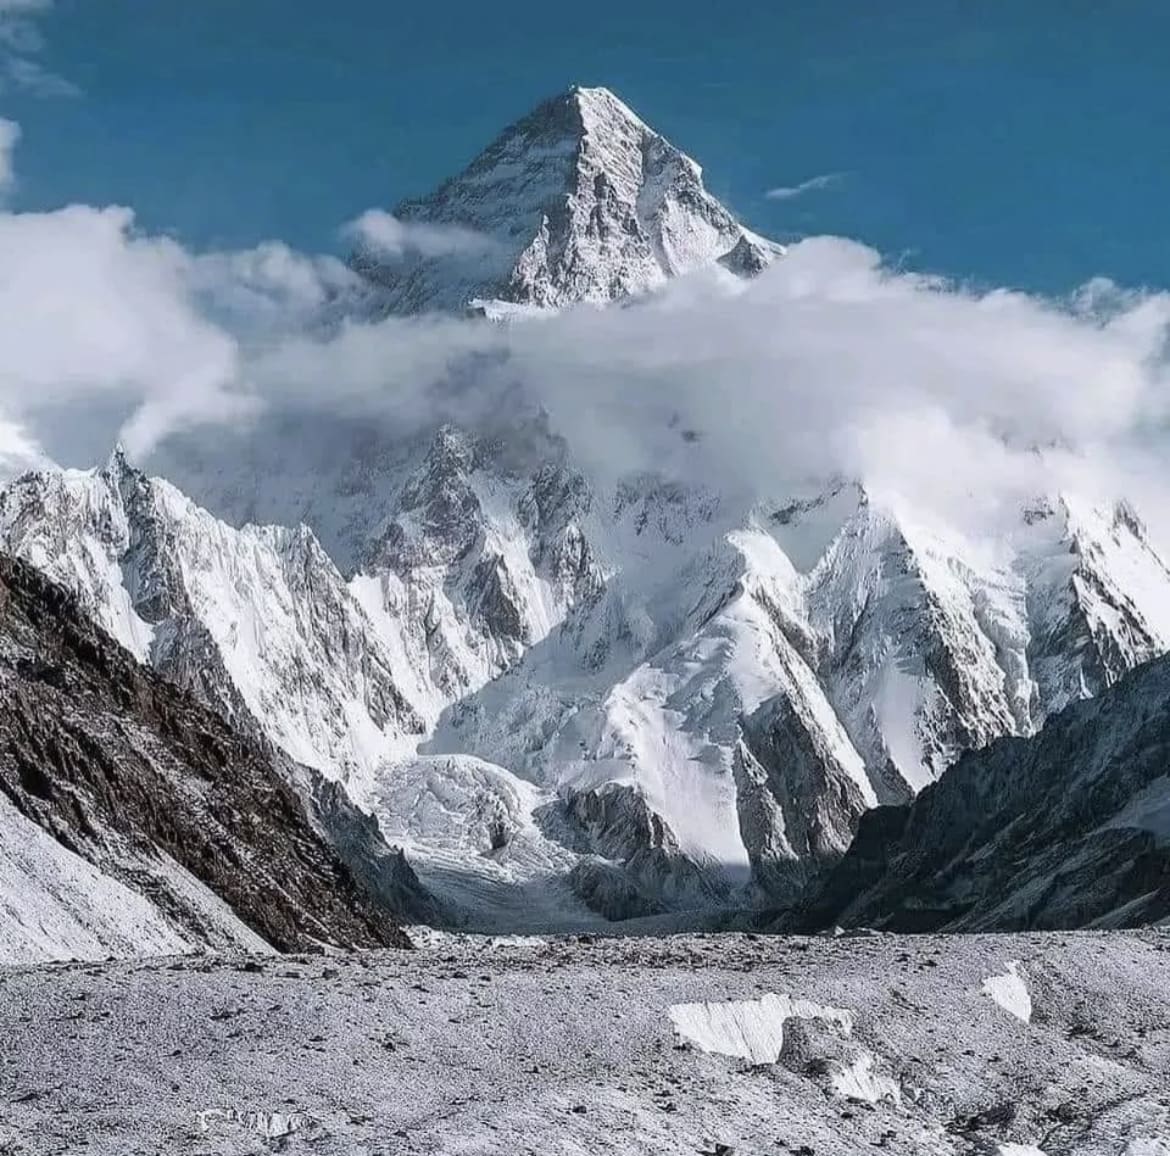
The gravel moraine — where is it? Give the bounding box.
[2,929,1170,1154]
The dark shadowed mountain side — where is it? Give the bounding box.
[0,554,411,957]
[792,654,1170,933]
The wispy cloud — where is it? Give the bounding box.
[765,172,844,201]
[0,118,19,195]
[0,0,79,97]
[344,210,499,261]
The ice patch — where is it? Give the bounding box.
[1124,1141,1170,1156]
[404,926,549,951]
[997,1145,1047,1156]
[830,1052,901,1105]
[198,1108,303,1140]
[486,934,549,949]
[669,993,853,1065]
[982,961,1032,1023]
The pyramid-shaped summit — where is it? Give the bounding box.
[353,85,781,314]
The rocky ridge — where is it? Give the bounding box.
[796,648,1170,932]
[0,552,410,961]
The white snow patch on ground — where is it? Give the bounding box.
[982,961,1033,1023]
[830,1052,901,1105]
[404,926,551,952]
[198,1108,303,1140]
[669,992,853,1065]
[997,1146,1048,1156]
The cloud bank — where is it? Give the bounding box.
[2,187,1169,550]
[232,239,1170,539]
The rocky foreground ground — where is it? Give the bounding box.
[1,930,1169,1155]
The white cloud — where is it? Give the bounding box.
[344,209,499,260]
[0,204,254,459]
[765,172,844,201]
[3,184,1170,557]
[0,118,19,194]
[229,235,1170,546]
[0,0,78,97]
[186,241,358,337]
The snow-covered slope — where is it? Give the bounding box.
[802,490,1170,802]
[351,84,782,314]
[350,421,605,725]
[0,789,207,964]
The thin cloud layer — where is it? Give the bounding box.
[765,172,843,201]
[0,117,19,193]
[344,209,499,260]
[0,0,78,96]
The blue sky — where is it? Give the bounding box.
[4,0,1169,293]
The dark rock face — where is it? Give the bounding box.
[566,859,666,921]
[734,693,873,898]
[0,554,410,953]
[565,782,677,862]
[795,654,1170,933]
[306,772,445,927]
[716,234,774,278]
[562,783,728,914]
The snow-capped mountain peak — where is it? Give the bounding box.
[352,84,783,313]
